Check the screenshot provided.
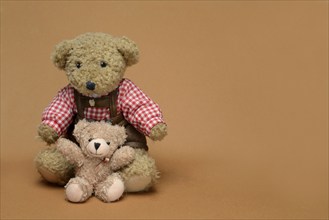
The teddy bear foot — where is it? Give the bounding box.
[65,183,85,203]
[65,177,92,203]
[38,166,67,186]
[105,178,125,202]
[125,175,152,192]
[95,175,125,203]
[35,147,74,185]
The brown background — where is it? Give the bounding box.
[1,1,328,219]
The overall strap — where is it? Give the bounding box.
[108,88,128,126]
[109,88,118,117]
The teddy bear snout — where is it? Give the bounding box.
[87,138,109,157]
[86,81,96,91]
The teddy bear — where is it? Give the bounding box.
[35,32,167,192]
[56,119,134,203]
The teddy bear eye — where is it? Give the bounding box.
[100,61,107,68]
[88,138,93,142]
[106,141,111,145]
[76,62,82,69]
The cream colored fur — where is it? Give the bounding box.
[56,120,135,203]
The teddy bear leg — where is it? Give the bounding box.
[120,149,160,192]
[34,147,75,185]
[94,173,125,203]
[65,177,93,203]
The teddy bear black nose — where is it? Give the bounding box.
[86,81,96,90]
[94,142,101,150]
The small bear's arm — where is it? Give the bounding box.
[56,138,84,167]
[110,146,135,171]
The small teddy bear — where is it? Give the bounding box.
[56,119,135,203]
[35,32,167,192]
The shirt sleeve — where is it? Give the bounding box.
[41,85,75,136]
[118,79,166,136]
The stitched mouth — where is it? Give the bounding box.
[88,149,103,157]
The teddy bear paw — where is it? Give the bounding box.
[104,178,125,202]
[149,123,167,141]
[65,183,85,202]
[65,177,93,203]
[37,166,67,186]
[37,123,59,145]
[125,175,152,192]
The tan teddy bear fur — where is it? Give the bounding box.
[56,119,134,203]
[35,33,166,192]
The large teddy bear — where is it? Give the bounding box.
[56,119,134,203]
[35,32,167,192]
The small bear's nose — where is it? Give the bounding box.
[94,142,101,150]
[86,81,96,90]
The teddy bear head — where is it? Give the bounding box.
[51,32,139,97]
[73,119,127,158]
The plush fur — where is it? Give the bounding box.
[37,124,59,145]
[149,123,168,141]
[35,32,166,192]
[120,149,160,191]
[56,120,135,203]
[35,147,74,185]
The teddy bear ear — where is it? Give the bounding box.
[51,40,73,70]
[115,125,128,145]
[116,36,139,67]
[73,119,90,137]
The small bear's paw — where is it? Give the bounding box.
[65,177,92,203]
[65,183,85,203]
[105,178,125,202]
[95,175,125,203]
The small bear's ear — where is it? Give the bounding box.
[73,119,90,138]
[51,40,73,70]
[116,36,139,67]
[113,125,128,146]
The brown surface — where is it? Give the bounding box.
[1,1,328,219]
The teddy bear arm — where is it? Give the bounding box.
[56,138,84,166]
[110,146,135,171]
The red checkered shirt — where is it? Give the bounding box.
[42,78,165,136]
